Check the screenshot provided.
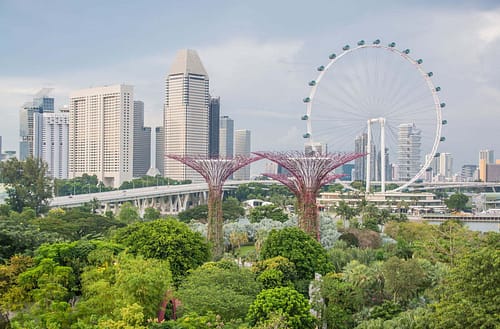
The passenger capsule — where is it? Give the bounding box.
[417,59,423,64]
[309,80,316,86]
[329,53,336,59]
[303,133,311,138]
[403,49,410,54]
[303,97,311,103]
[440,137,446,142]
[357,40,365,46]
[317,65,325,71]
[342,45,350,51]
[442,120,447,125]
[427,72,433,77]
[388,42,396,47]
[373,39,381,45]
[301,115,309,120]
[440,102,446,108]
[435,86,441,92]
[434,152,440,158]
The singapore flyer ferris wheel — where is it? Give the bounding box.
[302,39,447,193]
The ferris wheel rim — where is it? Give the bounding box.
[303,41,444,192]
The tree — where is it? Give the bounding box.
[0,157,52,215]
[143,207,161,221]
[229,231,248,254]
[247,287,316,329]
[431,246,500,328]
[178,204,208,222]
[416,220,480,265]
[8,258,76,328]
[382,257,426,304]
[317,273,363,329]
[260,227,332,294]
[113,219,210,284]
[30,208,126,241]
[222,197,246,221]
[0,215,61,261]
[75,253,172,326]
[177,199,245,223]
[118,202,140,224]
[343,260,385,305]
[335,200,357,229]
[249,204,289,223]
[176,260,261,322]
[444,193,469,212]
[253,256,298,289]
[0,255,35,324]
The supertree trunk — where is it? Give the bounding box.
[167,154,261,260]
[297,189,320,240]
[207,186,224,259]
[256,151,365,241]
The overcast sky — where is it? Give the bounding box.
[1,0,499,174]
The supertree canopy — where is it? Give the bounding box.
[254,151,364,240]
[167,154,261,259]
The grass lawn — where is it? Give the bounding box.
[237,244,255,257]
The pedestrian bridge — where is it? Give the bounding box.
[49,180,262,215]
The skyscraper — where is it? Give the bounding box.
[233,129,251,180]
[354,133,367,181]
[424,153,439,181]
[33,111,69,179]
[461,164,477,182]
[219,116,234,158]
[397,123,421,181]
[69,84,134,188]
[353,133,375,181]
[305,142,327,156]
[438,152,453,179]
[479,149,495,182]
[19,88,54,160]
[132,101,151,177]
[209,97,220,158]
[164,49,209,182]
[155,127,164,175]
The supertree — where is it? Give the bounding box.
[254,151,364,240]
[167,154,261,259]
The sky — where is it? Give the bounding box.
[0,0,499,175]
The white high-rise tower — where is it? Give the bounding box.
[164,49,209,182]
[233,129,251,180]
[397,123,421,181]
[69,84,134,188]
[33,110,69,179]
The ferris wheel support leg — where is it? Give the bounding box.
[366,120,372,194]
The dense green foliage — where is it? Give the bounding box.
[247,287,316,328]
[0,182,498,329]
[260,227,332,294]
[54,174,112,196]
[233,183,293,202]
[444,192,469,212]
[176,261,261,322]
[248,204,289,222]
[0,157,52,214]
[113,219,210,283]
[432,246,499,328]
[178,198,245,222]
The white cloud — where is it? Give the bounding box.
[478,10,500,43]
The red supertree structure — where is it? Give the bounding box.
[254,151,364,240]
[167,154,261,259]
